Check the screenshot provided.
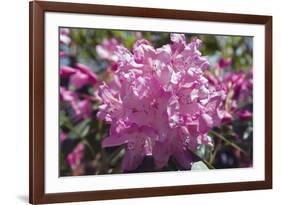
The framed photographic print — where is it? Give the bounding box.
[29,1,272,204]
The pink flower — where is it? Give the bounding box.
[60,28,70,35]
[70,71,90,89]
[60,28,71,45]
[97,34,225,171]
[67,143,84,170]
[238,110,252,121]
[59,51,66,57]
[135,32,143,40]
[75,63,98,86]
[206,62,253,122]
[60,87,77,102]
[96,38,122,70]
[60,66,76,78]
[222,111,233,123]
[60,87,92,120]
[74,99,92,119]
[60,132,67,143]
[60,64,98,89]
[218,58,232,69]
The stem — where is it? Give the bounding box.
[209,130,247,155]
[64,123,81,138]
[81,139,95,159]
[209,139,221,164]
[108,146,125,162]
[200,158,215,169]
[188,148,215,169]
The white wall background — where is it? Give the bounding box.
[0,0,278,204]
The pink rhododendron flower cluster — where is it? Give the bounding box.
[97,34,225,171]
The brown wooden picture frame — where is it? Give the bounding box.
[29,1,272,204]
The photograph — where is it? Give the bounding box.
[59,28,253,176]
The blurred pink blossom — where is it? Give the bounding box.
[60,63,98,89]
[70,71,90,89]
[206,62,253,122]
[67,143,84,170]
[75,63,98,86]
[135,32,143,40]
[60,28,70,35]
[217,57,232,69]
[60,87,92,120]
[60,132,67,143]
[96,38,122,70]
[59,51,66,57]
[60,87,77,102]
[60,28,71,45]
[74,99,92,119]
[60,66,76,78]
[238,110,252,121]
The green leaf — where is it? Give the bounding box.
[67,119,91,139]
[191,161,209,171]
[123,35,136,49]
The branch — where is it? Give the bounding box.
[209,130,247,155]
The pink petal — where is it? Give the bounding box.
[173,149,192,169]
[153,142,170,169]
[70,71,89,89]
[199,113,214,133]
[122,150,144,171]
[60,66,76,77]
